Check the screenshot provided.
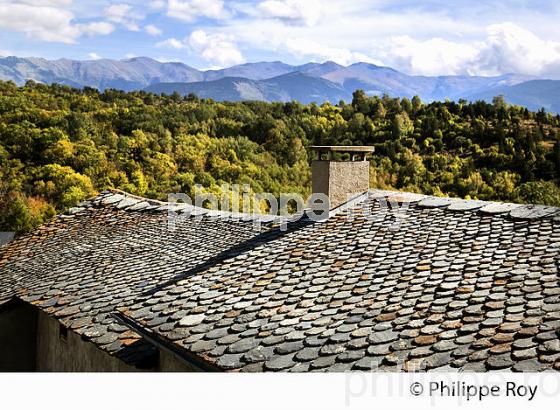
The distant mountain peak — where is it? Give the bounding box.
[349,62,379,67]
[347,62,397,72]
[123,56,158,63]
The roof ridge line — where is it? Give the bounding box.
[67,188,560,223]
[68,189,305,225]
[368,189,560,221]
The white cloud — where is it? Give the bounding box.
[166,0,229,22]
[156,37,185,49]
[87,52,102,60]
[188,30,244,67]
[145,24,162,36]
[17,0,72,5]
[371,36,479,76]
[210,2,480,68]
[370,23,560,77]
[125,53,137,59]
[256,0,323,26]
[149,0,165,9]
[475,22,560,77]
[156,30,244,67]
[104,3,144,31]
[0,2,114,43]
[285,38,377,66]
[80,21,114,36]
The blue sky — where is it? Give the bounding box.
[1,0,560,78]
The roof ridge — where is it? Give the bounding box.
[66,189,305,225]
[368,189,560,221]
[65,188,560,224]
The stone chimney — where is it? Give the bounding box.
[310,146,374,208]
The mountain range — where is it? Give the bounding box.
[1,56,558,112]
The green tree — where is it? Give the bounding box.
[392,112,414,138]
[514,181,560,206]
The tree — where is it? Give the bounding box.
[0,193,55,234]
[392,112,414,138]
[515,181,560,206]
[492,95,507,110]
[34,164,95,209]
[401,97,413,114]
[411,95,422,112]
[351,90,369,114]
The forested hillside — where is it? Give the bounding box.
[2,80,560,234]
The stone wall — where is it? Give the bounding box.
[1,304,204,372]
[158,349,199,372]
[35,311,139,372]
[35,311,203,372]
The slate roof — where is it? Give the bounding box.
[1,189,560,372]
[0,191,274,367]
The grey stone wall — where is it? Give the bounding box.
[1,305,204,372]
[158,349,199,372]
[35,311,140,372]
[35,311,203,372]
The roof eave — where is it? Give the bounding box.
[112,311,223,372]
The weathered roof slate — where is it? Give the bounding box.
[115,191,560,372]
[0,191,271,367]
[1,189,560,372]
